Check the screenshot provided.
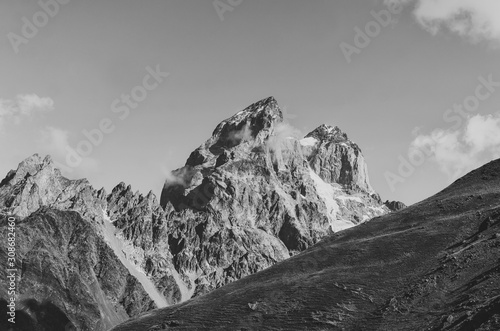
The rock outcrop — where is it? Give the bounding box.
[384,200,407,211]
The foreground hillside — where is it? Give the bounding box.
[112,159,500,330]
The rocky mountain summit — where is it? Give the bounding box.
[0,97,394,330]
[0,155,163,331]
[112,158,500,331]
[159,96,389,295]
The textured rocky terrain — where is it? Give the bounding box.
[0,209,155,331]
[0,154,189,330]
[112,158,500,331]
[0,156,164,330]
[384,200,407,212]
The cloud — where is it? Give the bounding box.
[0,94,54,127]
[411,113,500,178]
[40,126,70,153]
[39,126,99,175]
[266,122,302,152]
[385,0,500,45]
[16,94,54,115]
[227,123,253,145]
[162,166,192,187]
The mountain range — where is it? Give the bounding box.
[2,97,498,331]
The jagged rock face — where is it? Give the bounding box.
[0,156,168,330]
[0,209,154,331]
[166,208,290,296]
[106,183,183,305]
[160,96,388,296]
[384,200,407,211]
[304,124,375,194]
[0,154,106,221]
[184,96,282,168]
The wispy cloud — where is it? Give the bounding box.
[162,165,193,187]
[266,122,302,156]
[385,0,500,46]
[0,94,54,127]
[39,126,99,175]
[227,123,253,145]
[411,113,500,178]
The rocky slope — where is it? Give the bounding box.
[0,155,165,330]
[0,97,390,329]
[111,158,500,331]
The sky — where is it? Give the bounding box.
[0,0,500,205]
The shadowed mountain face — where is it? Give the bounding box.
[0,298,76,331]
[0,209,155,331]
[111,159,500,331]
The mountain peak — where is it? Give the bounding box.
[212,96,282,134]
[1,154,59,188]
[252,95,279,109]
[306,124,348,142]
[303,124,361,152]
[17,153,53,170]
[186,97,283,167]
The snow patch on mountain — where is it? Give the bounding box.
[308,167,357,232]
[300,137,318,147]
[101,210,168,308]
[336,195,363,203]
[330,218,357,232]
[169,268,195,302]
